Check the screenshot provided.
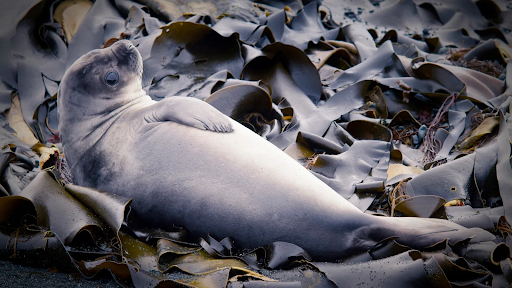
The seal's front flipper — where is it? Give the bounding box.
[145,97,233,132]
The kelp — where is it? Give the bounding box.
[313,251,444,288]
[1,0,512,287]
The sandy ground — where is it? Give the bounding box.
[0,261,121,288]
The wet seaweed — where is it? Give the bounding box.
[0,0,512,287]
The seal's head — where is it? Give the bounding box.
[57,40,147,167]
[58,40,144,117]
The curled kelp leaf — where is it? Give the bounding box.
[341,23,377,62]
[368,237,412,260]
[428,253,491,286]
[5,95,39,147]
[417,62,504,103]
[0,151,33,177]
[389,149,403,164]
[0,195,36,228]
[500,258,512,283]
[284,138,319,164]
[313,251,436,288]
[180,268,231,288]
[378,30,430,53]
[364,85,388,119]
[200,235,233,257]
[74,255,132,287]
[463,39,512,66]
[0,120,31,151]
[351,152,390,211]
[346,120,393,142]
[121,5,157,41]
[323,121,354,146]
[243,42,322,107]
[6,95,60,169]
[386,163,424,181]
[496,111,512,222]
[462,241,511,272]
[10,0,67,139]
[65,0,126,67]
[270,80,373,150]
[230,266,334,288]
[124,214,196,245]
[144,21,244,92]
[354,181,385,194]
[64,184,132,236]
[230,280,299,288]
[328,41,409,89]
[389,110,423,128]
[311,140,390,199]
[264,241,312,269]
[36,93,60,145]
[446,206,495,232]
[0,0,44,107]
[433,109,466,161]
[407,148,476,202]
[361,0,425,33]
[0,230,76,272]
[150,70,232,100]
[158,250,249,274]
[158,238,202,264]
[0,157,38,196]
[16,171,107,246]
[285,131,344,163]
[271,2,340,51]
[119,231,158,272]
[213,17,274,47]
[307,41,358,69]
[394,195,447,218]
[126,261,191,288]
[458,116,500,150]
[423,257,452,288]
[157,248,276,286]
[205,84,272,121]
[53,0,93,42]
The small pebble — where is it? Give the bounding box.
[412,134,419,147]
[499,73,506,80]
[417,124,428,143]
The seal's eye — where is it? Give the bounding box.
[104,71,119,86]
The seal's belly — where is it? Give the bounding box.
[97,120,363,244]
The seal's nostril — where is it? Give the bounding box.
[128,44,134,49]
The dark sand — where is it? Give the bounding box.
[0,261,120,288]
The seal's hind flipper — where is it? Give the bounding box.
[375,216,495,249]
[145,97,233,133]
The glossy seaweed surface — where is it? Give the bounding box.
[1,0,512,287]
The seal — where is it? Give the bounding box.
[58,40,494,261]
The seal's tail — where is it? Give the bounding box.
[374,216,495,249]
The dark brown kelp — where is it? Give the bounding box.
[1,0,512,287]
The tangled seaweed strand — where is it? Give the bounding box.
[421,92,459,165]
[7,215,42,258]
[56,154,73,184]
[448,49,506,78]
[389,178,410,217]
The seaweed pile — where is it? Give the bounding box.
[1,0,512,287]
